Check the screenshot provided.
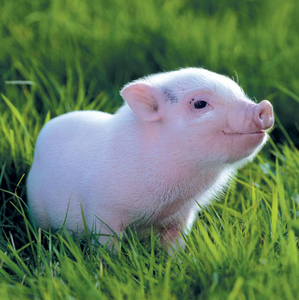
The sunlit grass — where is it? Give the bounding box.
[1,143,299,299]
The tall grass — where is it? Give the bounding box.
[1,141,299,299]
[1,0,299,299]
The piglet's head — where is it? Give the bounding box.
[121,68,274,167]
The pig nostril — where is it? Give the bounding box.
[259,111,267,122]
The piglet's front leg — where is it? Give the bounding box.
[160,222,186,256]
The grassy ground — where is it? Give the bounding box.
[1,0,299,299]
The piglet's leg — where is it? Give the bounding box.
[88,218,123,254]
[159,203,198,256]
[160,223,186,256]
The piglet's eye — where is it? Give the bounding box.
[193,100,207,109]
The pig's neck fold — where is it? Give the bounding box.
[140,135,233,217]
[145,155,233,222]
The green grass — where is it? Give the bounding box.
[1,145,299,300]
[1,0,299,299]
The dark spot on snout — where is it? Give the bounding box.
[163,88,178,103]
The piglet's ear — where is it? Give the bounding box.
[120,82,163,122]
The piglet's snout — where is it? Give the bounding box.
[253,100,274,130]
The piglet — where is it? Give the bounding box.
[26,68,274,253]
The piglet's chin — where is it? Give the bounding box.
[223,133,268,164]
[238,130,268,147]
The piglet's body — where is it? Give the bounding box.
[26,68,274,252]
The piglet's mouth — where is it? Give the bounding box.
[222,130,265,136]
